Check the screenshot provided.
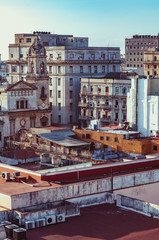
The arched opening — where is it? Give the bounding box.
[40,62,45,74]
[40,116,48,127]
[40,86,47,101]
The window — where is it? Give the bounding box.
[49,66,52,73]
[80,66,83,73]
[40,62,45,74]
[82,134,85,139]
[58,115,61,123]
[153,145,157,151]
[50,90,52,97]
[0,132,1,141]
[26,38,31,42]
[100,136,104,140]
[86,134,90,139]
[16,100,28,109]
[91,86,93,92]
[88,66,91,73]
[70,103,73,111]
[102,66,105,73]
[70,91,73,98]
[11,54,13,58]
[106,136,110,141]
[58,103,61,110]
[21,65,24,73]
[115,87,119,94]
[106,86,109,93]
[113,65,116,72]
[20,54,23,58]
[69,78,73,86]
[70,115,72,124]
[94,66,97,73]
[122,87,127,95]
[58,66,61,74]
[58,91,61,98]
[58,78,61,86]
[11,66,17,72]
[50,54,53,59]
[114,137,118,142]
[69,66,73,73]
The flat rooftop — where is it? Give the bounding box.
[38,130,90,147]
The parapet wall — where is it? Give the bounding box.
[8,169,159,209]
[117,194,159,218]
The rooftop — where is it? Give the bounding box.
[38,130,90,147]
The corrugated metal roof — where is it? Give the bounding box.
[38,130,89,147]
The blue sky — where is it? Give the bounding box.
[0,0,159,59]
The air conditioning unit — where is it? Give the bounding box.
[2,172,10,180]
[35,218,46,228]
[13,228,27,240]
[13,172,20,178]
[25,221,35,230]
[56,214,65,223]
[45,215,56,225]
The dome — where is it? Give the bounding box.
[28,37,46,56]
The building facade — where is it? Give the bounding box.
[6,32,121,125]
[79,73,131,128]
[0,38,51,148]
[125,34,159,75]
[127,76,159,137]
[144,48,159,77]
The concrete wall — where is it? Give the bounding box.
[68,192,114,208]
[8,169,159,209]
[117,194,159,218]
[14,202,80,226]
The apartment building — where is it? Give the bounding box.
[6,32,121,125]
[79,72,131,128]
[125,34,159,75]
[144,48,159,77]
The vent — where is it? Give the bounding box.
[56,214,65,223]
[45,215,56,225]
[13,172,20,178]
[25,221,35,230]
[2,172,10,180]
[35,218,46,228]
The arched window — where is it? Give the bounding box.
[154,56,157,61]
[41,86,45,97]
[40,62,45,74]
[83,85,86,92]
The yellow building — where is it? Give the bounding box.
[74,128,159,155]
[144,49,159,77]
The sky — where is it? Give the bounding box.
[0,0,159,60]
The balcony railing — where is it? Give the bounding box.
[78,102,88,108]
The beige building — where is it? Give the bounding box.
[79,72,131,128]
[6,32,121,125]
[0,38,51,148]
[144,48,159,77]
[125,34,159,75]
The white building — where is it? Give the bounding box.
[127,76,159,137]
[6,32,121,125]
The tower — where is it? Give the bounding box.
[26,37,51,126]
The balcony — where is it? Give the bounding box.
[78,102,88,108]
[100,104,111,110]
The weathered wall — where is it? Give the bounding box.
[8,169,159,209]
[117,194,159,218]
